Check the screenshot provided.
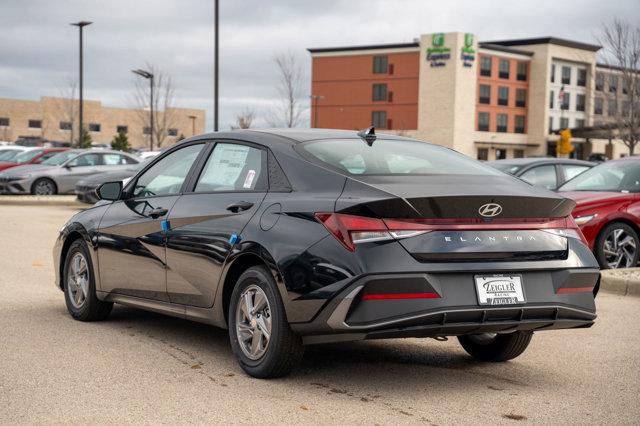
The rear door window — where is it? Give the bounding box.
[194,143,266,192]
[561,164,590,181]
[520,165,558,189]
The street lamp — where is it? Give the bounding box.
[132,69,154,150]
[310,95,324,128]
[188,115,197,136]
[70,21,92,147]
[213,0,219,131]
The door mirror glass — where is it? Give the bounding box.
[97,181,123,201]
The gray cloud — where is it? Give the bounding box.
[0,0,637,131]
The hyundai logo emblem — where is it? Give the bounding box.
[478,203,503,218]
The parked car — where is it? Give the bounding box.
[138,150,162,159]
[0,146,34,162]
[53,129,599,378]
[559,157,640,269]
[488,158,595,190]
[75,158,152,204]
[0,147,68,172]
[0,149,139,195]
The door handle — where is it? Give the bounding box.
[226,201,254,213]
[148,207,168,219]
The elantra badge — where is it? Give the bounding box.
[478,203,503,218]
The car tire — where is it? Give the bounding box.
[228,265,304,378]
[594,222,639,269]
[63,239,113,321]
[458,331,533,362]
[32,178,57,195]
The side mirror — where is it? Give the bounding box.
[96,181,122,201]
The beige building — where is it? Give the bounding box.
[0,96,205,149]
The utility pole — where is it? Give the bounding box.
[70,21,92,146]
[214,0,219,131]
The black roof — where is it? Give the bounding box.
[307,42,419,53]
[485,37,601,52]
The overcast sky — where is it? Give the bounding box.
[1,0,638,131]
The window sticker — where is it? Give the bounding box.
[243,169,256,189]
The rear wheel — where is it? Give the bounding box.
[458,331,533,362]
[595,222,639,269]
[228,265,303,378]
[63,240,113,321]
[32,178,57,195]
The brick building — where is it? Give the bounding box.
[309,32,635,160]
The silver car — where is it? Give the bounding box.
[0,149,139,195]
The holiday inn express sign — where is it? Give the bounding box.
[426,33,475,67]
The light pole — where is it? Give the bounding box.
[310,95,324,128]
[188,115,197,136]
[70,21,92,147]
[213,0,219,131]
[132,69,154,150]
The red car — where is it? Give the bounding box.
[558,157,640,269]
[0,147,69,172]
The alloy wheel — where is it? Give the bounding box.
[603,228,637,269]
[235,285,272,360]
[67,252,89,309]
[34,180,54,195]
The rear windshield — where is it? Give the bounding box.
[300,138,502,176]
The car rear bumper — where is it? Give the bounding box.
[291,269,599,344]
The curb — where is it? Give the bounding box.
[600,268,640,297]
[0,195,85,207]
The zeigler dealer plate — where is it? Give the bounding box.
[475,275,525,306]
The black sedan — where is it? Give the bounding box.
[488,158,595,190]
[53,129,599,378]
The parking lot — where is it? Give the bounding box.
[1,203,639,424]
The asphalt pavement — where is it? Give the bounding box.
[1,204,639,424]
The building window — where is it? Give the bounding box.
[577,69,587,87]
[561,92,570,110]
[576,94,586,112]
[477,148,489,161]
[608,99,617,116]
[549,90,554,109]
[594,97,603,115]
[515,115,525,134]
[143,127,151,135]
[0,117,9,127]
[513,149,524,158]
[497,86,509,106]
[372,111,387,128]
[549,116,554,133]
[561,66,571,85]
[622,101,630,116]
[516,62,527,81]
[496,113,508,132]
[89,123,101,132]
[372,83,387,101]
[479,84,491,104]
[28,119,42,129]
[516,88,526,107]
[477,112,490,131]
[609,75,618,93]
[560,117,569,129]
[499,59,510,79]
[168,128,178,136]
[59,121,72,130]
[480,56,492,77]
[116,125,128,134]
[372,55,388,74]
[495,149,507,160]
[551,64,556,83]
[575,119,585,128]
[595,73,604,91]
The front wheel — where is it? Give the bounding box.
[32,178,57,195]
[458,331,533,362]
[595,222,639,269]
[228,265,303,378]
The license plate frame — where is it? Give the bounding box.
[474,274,525,306]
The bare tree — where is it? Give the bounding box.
[598,19,640,155]
[133,65,178,148]
[267,52,305,127]
[231,109,256,129]
[54,81,78,145]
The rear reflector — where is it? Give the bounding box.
[556,286,594,294]
[362,292,440,300]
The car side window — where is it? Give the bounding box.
[102,154,133,165]
[68,153,100,167]
[520,165,557,189]
[562,165,590,181]
[194,143,266,192]
[133,144,204,198]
